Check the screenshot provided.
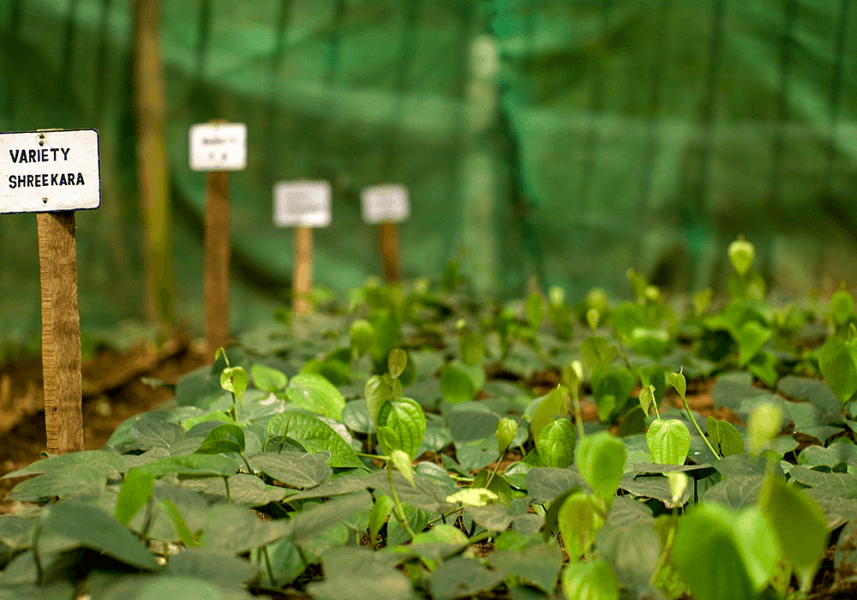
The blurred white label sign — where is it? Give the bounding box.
[0,129,101,214]
[274,181,331,227]
[361,184,410,224]
[189,123,247,171]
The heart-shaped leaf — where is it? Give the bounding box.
[575,432,626,508]
[647,419,691,465]
[736,321,772,367]
[561,558,620,600]
[819,335,857,405]
[286,374,346,420]
[195,423,245,455]
[251,364,288,395]
[535,419,575,469]
[376,398,426,459]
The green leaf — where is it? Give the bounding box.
[390,450,415,487]
[131,420,185,450]
[561,558,620,600]
[448,405,500,443]
[251,363,288,394]
[2,450,125,479]
[286,374,346,420]
[115,469,154,526]
[819,335,857,405]
[558,492,606,561]
[220,366,248,404]
[627,327,670,360]
[831,289,855,328]
[167,548,258,588]
[586,308,600,332]
[440,361,481,404]
[702,475,765,509]
[787,466,857,498]
[531,386,570,442]
[376,398,426,459]
[487,543,563,593]
[706,417,744,457]
[736,321,772,367]
[132,454,238,479]
[728,238,755,275]
[536,419,576,469]
[160,497,199,547]
[748,402,783,453]
[364,375,394,425]
[459,329,486,366]
[638,385,656,418]
[580,337,616,376]
[760,474,828,590]
[526,292,544,329]
[667,371,686,400]
[496,417,517,454]
[596,524,660,595]
[42,501,160,570]
[429,556,505,600]
[308,547,411,600]
[445,487,499,507]
[672,503,754,600]
[251,452,332,489]
[201,504,289,555]
[525,467,588,504]
[349,319,376,357]
[342,399,376,434]
[267,412,364,468]
[99,576,226,600]
[195,423,245,455]
[368,495,394,541]
[646,419,690,465]
[6,465,106,502]
[575,432,626,507]
[284,491,372,545]
[387,348,407,379]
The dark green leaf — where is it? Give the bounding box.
[42,501,160,570]
[6,465,106,502]
[788,466,857,498]
[251,363,288,394]
[702,475,765,509]
[819,335,857,405]
[284,491,372,545]
[195,423,245,455]
[132,454,239,479]
[342,400,376,434]
[448,404,500,443]
[525,467,588,504]
[202,503,290,554]
[596,524,660,595]
[308,547,411,600]
[487,544,563,594]
[167,548,258,588]
[252,452,332,489]
[429,556,505,600]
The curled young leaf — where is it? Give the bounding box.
[639,384,656,418]
[667,371,686,401]
[390,450,415,487]
[729,238,756,276]
[586,308,600,332]
[748,403,783,454]
[220,367,248,404]
[387,349,408,379]
[496,417,517,455]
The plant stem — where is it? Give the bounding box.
[357,451,390,461]
[679,393,720,460]
[570,384,585,440]
[485,450,505,487]
[387,464,416,541]
[261,545,276,587]
[425,507,465,528]
[239,453,254,474]
[650,507,679,586]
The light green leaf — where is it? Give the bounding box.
[440,361,480,404]
[350,319,376,357]
[445,487,499,507]
[760,474,828,591]
[365,375,394,425]
[459,329,487,366]
[251,364,288,394]
[286,374,346,420]
[387,348,408,379]
[526,292,544,330]
[638,385,656,418]
[220,366,248,404]
[131,454,238,479]
[561,558,619,600]
[831,289,855,328]
[267,412,364,468]
[667,371,686,400]
[728,238,755,275]
[748,402,783,453]
[575,432,626,508]
[536,419,576,469]
[368,495,394,542]
[819,335,857,405]
[580,337,616,375]
[646,419,691,465]
[706,417,744,457]
[390,450,415,487]
[376,398,426,459]
[558,492,606,562]
[531,386,570,442]
[115,469,154,526]
[496,417,517,454]
[736,321,773,367]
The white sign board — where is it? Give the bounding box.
[274,181,331,228]
[361,184,410,224]
[189,123,247,171]
[0,129,101,214]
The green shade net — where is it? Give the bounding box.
[1,0,856,342]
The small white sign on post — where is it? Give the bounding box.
[0,129,101,214]
[274,181,332,228]
[189,123,247,171]
[361,184,410,224]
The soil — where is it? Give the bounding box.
[0,333,208,513]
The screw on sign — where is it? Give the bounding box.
[189,121,247,358]
[0,129,102,455]
[361,185,410,282]
[273,181,332,314]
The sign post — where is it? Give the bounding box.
[189,121,247,357]
[0,129,101,455]
[361,184,410,282]
[273,181,331,314]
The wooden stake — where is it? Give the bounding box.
[380,220,400,282]
[293,226,312,313]
[204,157,230,357]
[37,212,84,455]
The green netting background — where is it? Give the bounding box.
[2,0,857,341]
